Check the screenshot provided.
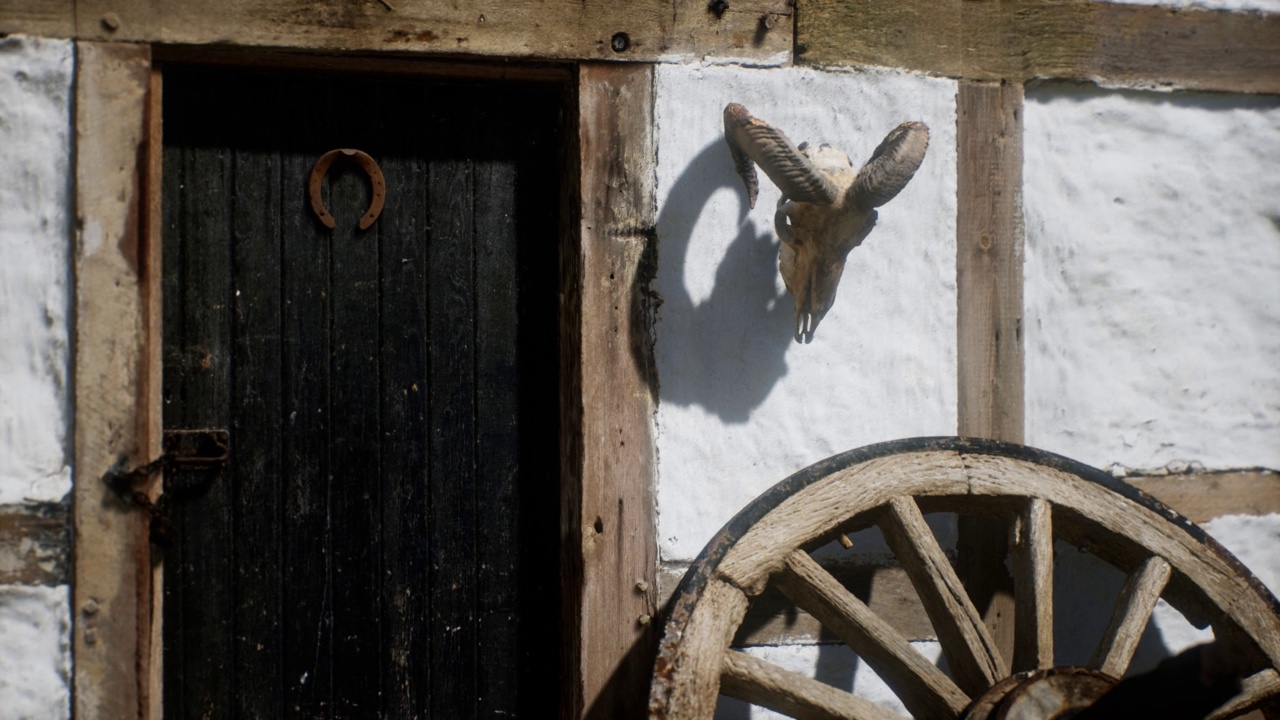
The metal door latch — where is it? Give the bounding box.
[104,429,230,545]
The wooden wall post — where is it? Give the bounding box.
[563,63,659,720]
[73,40,154,720]
[955,79,1026,671]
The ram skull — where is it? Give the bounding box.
[724,103,930,343]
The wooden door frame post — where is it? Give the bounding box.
[72,40,157,720]
[562,62,660,720]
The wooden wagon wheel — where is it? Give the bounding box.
[649,437,1280,720]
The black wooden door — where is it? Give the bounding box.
[161,66,562,719]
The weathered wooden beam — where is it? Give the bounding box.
[0,503,70,586]
[1129,470,1280,524]
[73,40,152,720]
[0,0,73,36]
[798,0,1280,94]
[568,62,659,720]
[151,44,574,83]
[957,80,1025,445]
[141,62,164,720]
[45,0,791,65]
[955,78,1025,672]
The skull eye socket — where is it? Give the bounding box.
[774,204,796,244]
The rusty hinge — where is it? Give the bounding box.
[103,429,230,546]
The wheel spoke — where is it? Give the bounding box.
[1090,555,1172,677]
[776,549,971,719]
[720,649,908,720]
[879,496,1005,695]
[1011,497,1054,671]
[1206,668,1280,720]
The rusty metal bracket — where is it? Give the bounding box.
[308,148,386,231]
[103,429,230,545]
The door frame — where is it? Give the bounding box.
[71,44,658,720]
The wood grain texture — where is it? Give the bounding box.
[1091,556,1173,678]
[720,649,904,720]
[658,561,938,646]
[1011,497,1054,672]
[141,64,163,720]
[776,550,970,719]
[64,0,791,64]
[955,78,1024,673]
[0,0,73,35]
[571,61,660,720]
[1129,470,1280,523]
[881,496,1006,696]
[1208,669,1280,720]
[0,503,70,586]
[73,39,151,720]
[957,80,1024,445]
[715,451,971,594]
[661,579,751,720]
[798,0,1280,94]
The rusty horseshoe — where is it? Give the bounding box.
[308,148,386,231]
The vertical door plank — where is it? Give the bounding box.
[168,137,237,719]
[377,95,432,720]
[474,143,523,716]
[326,113,385,716]
[956,79,1026,664]
[279,81,335,716]
[159,111,187,720]
[428,149,479,720]
[229,138,285,716]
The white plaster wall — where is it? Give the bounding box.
[0,586,71,720]
[0,35,75,720]
[654,63,959,562]
[0,35,74,505]
[1023,85,1280,472]
[1111,0,1280,11]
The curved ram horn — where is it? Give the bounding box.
[847,121,930,210]
[723,103,839,209]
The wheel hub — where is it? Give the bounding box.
[964,667,1117,720]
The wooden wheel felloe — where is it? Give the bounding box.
[649,437,1280,720]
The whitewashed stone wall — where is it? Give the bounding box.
[1023,85,1280,473]
[0,35,74,720]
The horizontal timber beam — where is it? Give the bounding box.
[0,0,793,66]
[0,503,70,586]
[8,1,1278,94]
[1129,470,1280,524]
[798,0,1280,94]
